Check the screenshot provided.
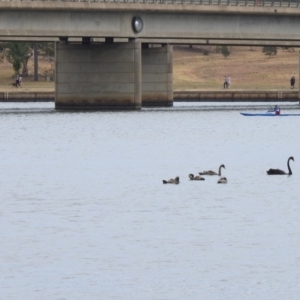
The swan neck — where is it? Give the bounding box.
[218,165,222,176]
[288,158,292,175]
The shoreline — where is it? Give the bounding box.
[0,89,299,102]
[174,90,299,102]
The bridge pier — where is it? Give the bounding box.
[55,41,174,110]
[142,44,173,107]
[55,41,141,110]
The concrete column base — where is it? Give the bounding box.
[55,41,141,110]
[142,44,173,107]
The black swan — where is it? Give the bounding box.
[217,177,228,184]
[267,156,294,175]
[163,176,180,184]
[199,164,225,176]
[189,174,205,181]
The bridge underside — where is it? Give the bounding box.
[3,37,300,47]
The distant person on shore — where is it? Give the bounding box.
[19,75,22,88]
[223,76,228,89]
[290,76,295,89]
[228,76,231,88]
[15,74,19,88]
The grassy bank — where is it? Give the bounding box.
[0,46,299,92]
[173,45,299,90]
[0,56,54,92]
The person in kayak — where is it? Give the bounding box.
[274,105,281,115]
[268,105,281,115]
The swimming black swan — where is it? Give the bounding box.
[217,177,228,184]
[189,174,205,181]
[267,156,294,175]
[162,176,180,184]
[199,164,225,176]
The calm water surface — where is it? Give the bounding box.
[1,102,300,300]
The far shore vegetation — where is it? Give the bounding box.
[0,42,299,92]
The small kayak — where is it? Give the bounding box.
[240,112,300,116]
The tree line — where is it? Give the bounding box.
[214,45,294,58]
[0,42,295,77]
[0,42,54,77]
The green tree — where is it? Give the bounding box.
[0,42,5,52]
[5,42,32,74]
[36,42,55,81]
[0,42,5,63]
[215,46,221,54]
[282,46,294,52]
[262,46,277,57]
[221,45,230,58]
[38,42,55,58]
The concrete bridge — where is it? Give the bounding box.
[1,0,300,109]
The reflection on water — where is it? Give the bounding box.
[1,102,300,300]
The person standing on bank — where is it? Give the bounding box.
[227,75,231,88]
[223,76,228,89]
[19,75,22,88]
[15,74,19,88]
[290,76,295,89]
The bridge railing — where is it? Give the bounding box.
[2,0,300,8]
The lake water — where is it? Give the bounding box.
[1,101,300,300]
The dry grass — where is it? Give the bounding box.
[0,46,299,92]
[0,56,54,92]
[173,45,299,90]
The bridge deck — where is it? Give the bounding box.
[0,0,300,8]
[1,0,300,41]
